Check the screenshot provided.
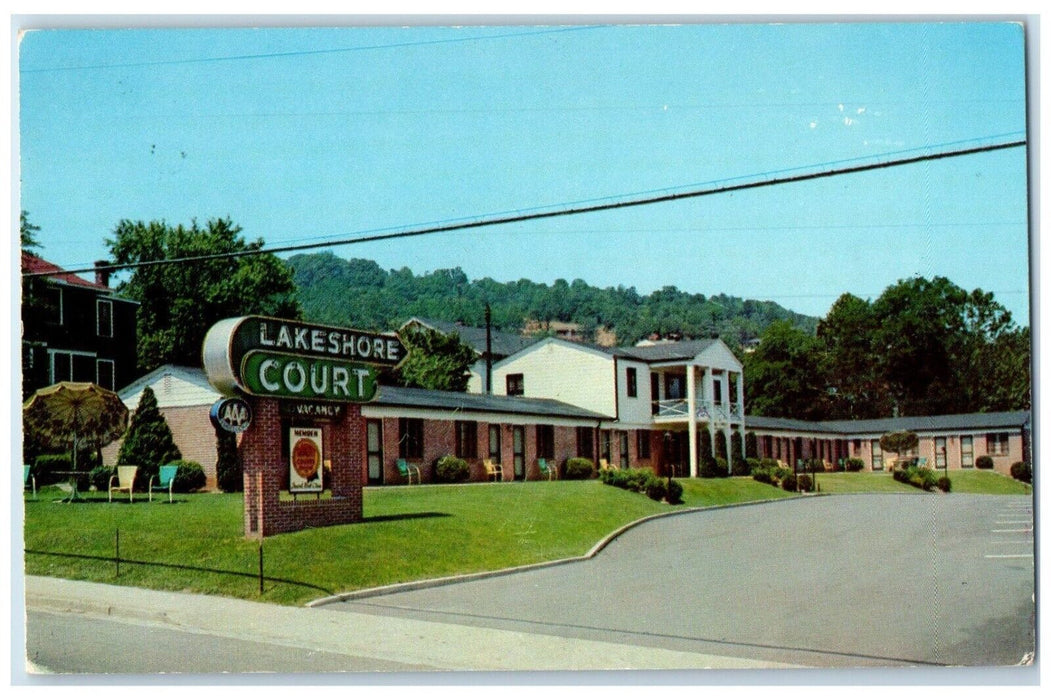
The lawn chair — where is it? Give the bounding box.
[149,464,179,503]
[538,458,556,480]
[483,459,502,482]
[108,466,138,502]
[24,465,36,498]
[396,458,420,485]
[599,458,610,471]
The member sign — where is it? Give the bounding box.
[289,427,323,493]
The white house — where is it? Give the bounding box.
[491,337,746,477]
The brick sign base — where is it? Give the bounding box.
[238,396,364,538]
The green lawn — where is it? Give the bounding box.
[812,469,1032,495]
[23,479,790,605]
[22,470,1028,605]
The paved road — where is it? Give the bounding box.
[325,494,1035,668]
[26,610,434,674]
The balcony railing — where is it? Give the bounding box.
[652,400,742,423]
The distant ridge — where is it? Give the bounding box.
[286,251,819,351]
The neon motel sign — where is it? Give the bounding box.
[202,316,406,403]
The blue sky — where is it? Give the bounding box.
[16,21,1031,323]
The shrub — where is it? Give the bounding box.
[666,479,684,504]
[119,386,182,489]
[700,458,725,479]
[434,455,470,483]
[215,427,243,493]
[760,458,780,470]
[563,457,596,480]
[644,476,667,502]
[781,473,797,492]
[751,466,773,485]
[90,465,115,492]
[845,458,865,472]
[1010,461,1032,484]
[938,476,952,493]
[34,454,71,485]
[976,455,994,470]
[731,456,752,477]
[773,466,793,483]
[797,474,813,492]
[919,469,938,491]
[170,459,207,492]
[805,458,824,473]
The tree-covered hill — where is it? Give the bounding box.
[285,252,818,349]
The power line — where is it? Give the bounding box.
[23,138,1027,280]
[20,26,603,73]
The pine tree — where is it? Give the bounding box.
[117,387,181,487]
[215,426,243,492]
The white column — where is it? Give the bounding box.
[736,371,746,457]
[687,365,698,478]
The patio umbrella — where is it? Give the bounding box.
[23,382,129,471]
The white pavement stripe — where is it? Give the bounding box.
[992,528,1032,533]
[984,554,1034,559]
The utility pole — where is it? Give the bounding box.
[485,303,493,394]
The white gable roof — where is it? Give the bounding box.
[119,364,220,410]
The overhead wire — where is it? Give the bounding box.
[22,137,1027,280]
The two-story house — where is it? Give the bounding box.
[21,254,138,399]
[490,337,746,477]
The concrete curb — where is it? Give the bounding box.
[307,494,820,607]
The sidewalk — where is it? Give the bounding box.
[24,575,796,672]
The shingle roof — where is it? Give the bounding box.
[745,411,1031,435]
[374,385,611,420]
[401,318,540,358]
[613,338,721,362]
[22,252,111,291]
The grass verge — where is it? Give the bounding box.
[24,479,789,605]
[23,470,1028,605]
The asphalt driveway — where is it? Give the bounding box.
[325,494,1035,668]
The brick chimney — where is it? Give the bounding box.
[94,260,111,288]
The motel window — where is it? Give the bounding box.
[398,418,424,459]
[619,432,629,468]
[871,440,883,471]
[488,425,502,463]
[96,359,115,390]
[961,436,974,468]
[536,425,555,459]
[626,367,638,398]
[601,431,612,462]
[650,372,660,415]
[97,299,114,338]
[576,427,595,459]
[455,421,478,459]
[506,373,524,396]
[935,437,947,470]
[986,433,1009,456]
[637,431,651,459]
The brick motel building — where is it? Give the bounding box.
[104,362,1031,493]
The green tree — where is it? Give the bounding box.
[870,277,1023,416]
[818,293,889,419]
[395,328,477,392]
[744,321,827,419]
[117,387,181,488]
[879,431,919,466]
[107,218,301,371]
[20,210,42,253]
[215,427,242,493]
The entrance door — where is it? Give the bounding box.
[366,419,383,485]
[512,426,525,481]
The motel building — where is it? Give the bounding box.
[100,317,1030,537]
